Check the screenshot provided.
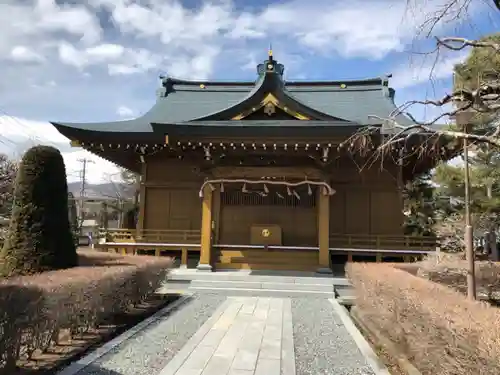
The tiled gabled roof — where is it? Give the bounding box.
[51,54,413,134]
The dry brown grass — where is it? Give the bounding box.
[416,253,500,299]
[0,251,172,375]
[347,262,500,375]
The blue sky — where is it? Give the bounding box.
[0,0,498,182]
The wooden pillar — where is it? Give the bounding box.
[212,190,221,244]
[317,189,332,273]
[181,248,188,268]
[197,186,213,271]
[136,162,147,234]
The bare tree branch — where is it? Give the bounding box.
[348,32,500,166]
[436,37,500,52]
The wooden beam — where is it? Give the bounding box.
[211,166,327,179]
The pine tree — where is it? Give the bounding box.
[402,172,436,236]
[0,146,78,276]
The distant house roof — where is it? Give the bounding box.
[51,53,413,136]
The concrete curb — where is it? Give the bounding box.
[56,293,193,375]
[329,299,391,375]
[350,307,423,375]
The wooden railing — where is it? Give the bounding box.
[329,233,437,262]
[329,234,437,251]
[97,228,202,267]
[95,230,437,266]
[100,228,201,244]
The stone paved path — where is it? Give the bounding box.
[159,297,295,375]
[59,294,379,375]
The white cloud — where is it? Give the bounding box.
[0,0,491,182]
[58,42,162,75]
[32,0,101,44]
[0,115,67,145]
[0,0,101,58]
[116,105,134,118]
[0,116,121,184]
[58,42,124,68]
[108,64,142,76]
[62,149,122,184]
[9,46,45,63]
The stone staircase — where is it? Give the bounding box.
[215,249,320,272]
[162,269,352,299]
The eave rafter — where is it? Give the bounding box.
[64,130,462,180]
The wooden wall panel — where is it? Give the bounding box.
[329,189,346,233]
[328,163,404,236]
[344,190,370,234]
[141,154,204,231]
[370,191,404,234]
[144,188,169,230]
[144,187,201,230]
[146,156,203,184]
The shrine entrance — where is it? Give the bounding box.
[218,185,318,247]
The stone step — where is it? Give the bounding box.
[189,279,335,292]
[168,271,350,287]
[188,286,335,298]
[215,262,318,272]
[337,295,356,306]
[336,286,356,305]
[217,256,319,265]
[218,250,318,259]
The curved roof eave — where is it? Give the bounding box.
[50,102,161,134]
[51,122,160,143]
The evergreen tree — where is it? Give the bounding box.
[0,146,78,276]
[0,154,18,217]
[68,192,79,246]
[402,172,436,236]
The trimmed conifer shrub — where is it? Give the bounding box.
[67,192,79,247]
[0,145,78,276]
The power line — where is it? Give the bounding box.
[0,108,65,150]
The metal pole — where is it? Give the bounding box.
[463,130,476,300]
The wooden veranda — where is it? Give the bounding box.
[97,228,438,268]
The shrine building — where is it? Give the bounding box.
[52,51,457,272]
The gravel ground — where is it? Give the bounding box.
[78,293,227,375]
[291,298,375,375]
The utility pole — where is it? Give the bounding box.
[456,110,477,300]
[118,198,125,228]
[463,130,476,300]
[78,158,94,234]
